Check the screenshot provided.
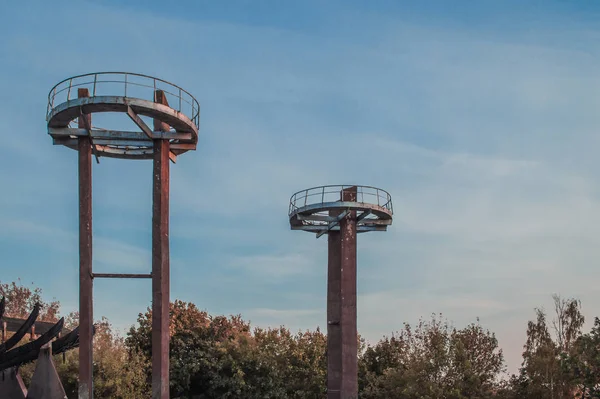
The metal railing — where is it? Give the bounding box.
[46,72,200,128]
[289,185,393,216]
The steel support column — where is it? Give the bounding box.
[77,88,93,399]
[327,219,342,398]
[327,187,358,399]
[152,90,171,399]
[339,187,358,398]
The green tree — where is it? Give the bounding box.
[512,294,585,398]
[127,300,329,398]
[254,326,327,398]
[127,300,284,398]
[564,317,600,398]
[359,314,505,399]
[51,317,150,398]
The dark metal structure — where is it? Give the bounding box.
[47,72,200,399]
[289,185,393,399]
[0,297,87,399]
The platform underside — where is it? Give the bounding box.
[289,201,393,236]
[47,96,198,160]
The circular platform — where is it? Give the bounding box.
[46,72,199,160]
[289,185,393,234]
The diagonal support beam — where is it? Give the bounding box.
[355,210,372,224]
[316,210,348,239]
[127,105,177,163]
[126,105,154,139]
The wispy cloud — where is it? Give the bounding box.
[1,0,599,375]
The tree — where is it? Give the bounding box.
[0,279,60,321]
[254,326,327,398]
[128,300,284,398]
[126,301,329,398]
[359,314,505,399]
[54,318,150,399]
[512,294,585,398]
[564,317,600,398]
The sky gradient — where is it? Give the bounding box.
[1,0,600,374]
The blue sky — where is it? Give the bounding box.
[2,0,600,373]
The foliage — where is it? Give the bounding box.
[564,317,600,398]
[0,280,148,398]
[0,279,60,321]
[127,300,327,398]
[254,326,327,398]
[3,280,600,399]
[52,317,150,398]
[510,295,586,398]
[359,314,505,399]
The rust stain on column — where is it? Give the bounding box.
[77,87,93,399]
[327,214,342,399]
[152,89,171,399]
[340,186,358,398]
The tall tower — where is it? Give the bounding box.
[288,185,393,399]
[47,72,200,399]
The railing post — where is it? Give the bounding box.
[124,73,128,97]
[67,79,72,101]
[92,74,97,96]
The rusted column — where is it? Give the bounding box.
[339,187,358,398]
[327,187,359,399]
[327,218,342,399]
[77,88,93,399]
[152,90,171,399]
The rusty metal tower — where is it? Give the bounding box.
[289,185,393,399]
[46,72,200,399]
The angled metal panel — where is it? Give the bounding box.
[26,346,67,399]
[0,318,64,371]
[0,304,40,354]
[0,367,27,399]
